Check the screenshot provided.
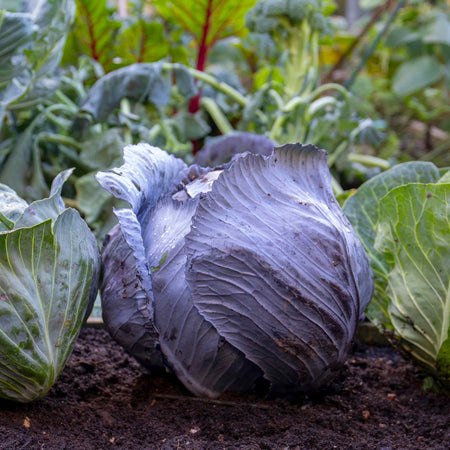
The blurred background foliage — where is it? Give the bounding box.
[0,0,448,240]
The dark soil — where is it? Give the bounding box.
[0,328,448,449]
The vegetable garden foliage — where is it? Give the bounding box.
[97,143,373,398]
[0,0,447,399]
[343,163,450,388]
[0,0,75,123]
[0,170,100,402]
[348,1,450,165]
[0,0,398,250]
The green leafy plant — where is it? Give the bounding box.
[62,0,121,67]
[152,0,258,112]
[347,1,450,163]
[0,0,392,241]
[62,0,172,71]
[386,2,450,98]
[0,170,100,402]
[343,162,449,388]
[0,0,75,122]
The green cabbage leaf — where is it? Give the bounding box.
[0,170,100,402]
[343,164,449,387]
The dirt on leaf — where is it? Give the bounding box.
[0,328,448,449]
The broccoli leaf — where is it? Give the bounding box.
[73,64,172,136]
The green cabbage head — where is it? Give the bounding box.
[343,163,450,388]
[0,170,100,402]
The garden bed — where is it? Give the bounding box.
[0,327,448,449]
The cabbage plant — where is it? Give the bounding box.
[97,143,373,397]
[343,163,449,388]
[0,170,100,402]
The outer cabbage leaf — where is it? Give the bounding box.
[98,144,261,396]
[0,172,100,402]
[343,162,441,327]
[374,183,449,386]
[142,196,262,397]
[97,144,187,372]
[0,185,28,231]
[100,219,163,371]
[96,143,187,215]
[439,170,450,184]
[13,169,73,229]
[185,144,373,394]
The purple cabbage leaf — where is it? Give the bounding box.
[97,143,373,397]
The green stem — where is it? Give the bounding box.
[268,89,284,110]
[311,30,319,78]
[158,112,191,155]
[44,104,75,115]
[34,132,92,170]
[298,21,313,94]
[61,76,86,99]
[327,140,349,168]
[32,140,48,195]
[200,97,233,135]
[331,175,344,196]
[269,115,287,141]
[348,153,391,169]
[0,10,6,30]
[54,90,78,112]
[162,63,248,107]
[308,83,350,101]
[148,124,162,141]
[7,98,49,110]
[120,98,133,144]
[282,84,347,114]
[284,25,303,98]
[44,111,71,129]
[37,133,83,151]
[282,96,308,113]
